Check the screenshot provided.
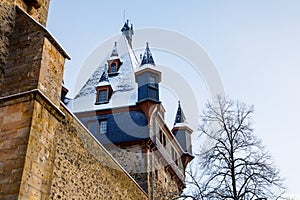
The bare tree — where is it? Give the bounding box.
[186,97,285,200]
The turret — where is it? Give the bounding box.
[172,101,192,154]
[135,43,161,103]
[135,43,161,122]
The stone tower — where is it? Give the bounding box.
[1,1,149,200]
[0,0,68,198]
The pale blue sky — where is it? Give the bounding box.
[48,1,300,198]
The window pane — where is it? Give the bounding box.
[99,90,107,102]
[149,75,157,88]
[111,63,117,73]
[100,120,107,134]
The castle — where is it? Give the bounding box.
[0,1,193,199]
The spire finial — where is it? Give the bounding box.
[111,42,118,57]
[141,42,155,66]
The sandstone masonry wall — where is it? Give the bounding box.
[50,105,148,200]
[152,153,180,200]
[0,0,50,92]
[108,144,182,199]
[18,94,64,200]
[109,144,149,193]
[0,95,34,199]
[2,7,67,103]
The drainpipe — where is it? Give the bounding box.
[150,111,159,200]
[150,145,155,200]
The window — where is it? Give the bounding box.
[111,63,117,73]
[159,130,163,144]
[162,134,166,147]
[95,85,112,105]
[172,148,178,166]
[87,120,107,134]
[98,90,107,103]
[149,75,157,88]
[100,120,107,134]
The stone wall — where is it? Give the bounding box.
[1,6,67,104]
[18,93,64,199]
[50,105,148,200]
[0,94,34,199]
[109,144,149,192]
[0,0,50,92]
[108,143,182,199]
[152,152,181,200]
[0,1,149,199]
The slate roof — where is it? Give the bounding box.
[141,42,155,66]
[174,101,187,125]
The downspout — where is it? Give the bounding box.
[150,109,159,200]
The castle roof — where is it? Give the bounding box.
[70,34,139,113]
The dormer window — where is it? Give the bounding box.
[95,85,113,105]
[107,42,122,76]
[108,60,122,76]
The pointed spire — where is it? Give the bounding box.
[121,19,134,47]
[141,42,155,66]
[99,65,109,82]
[174,101,186,125]
[121,19,130,32]
[110,42,118,57]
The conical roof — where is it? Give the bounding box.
[141,42,155,66]
[174,101,186,125]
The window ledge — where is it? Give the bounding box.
[95,101,109,105]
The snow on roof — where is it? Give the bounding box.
[71,35,139,112]
[96,81,110,87]
[135,63,160,73]
[107,55,120,61]
[173,122,189,128]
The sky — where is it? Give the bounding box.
[47,1,300,198]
